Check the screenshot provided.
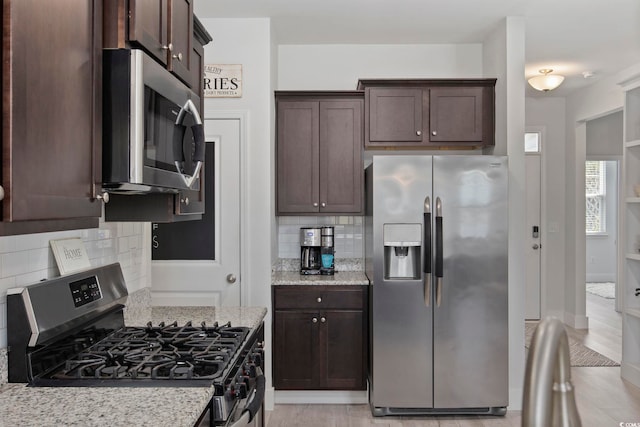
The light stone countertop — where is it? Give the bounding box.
[0,304,267,427]
[272,270,369,286]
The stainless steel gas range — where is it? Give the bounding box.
[7,263,264,427]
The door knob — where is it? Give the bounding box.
[532,244,539,250]
[226,274,237,283]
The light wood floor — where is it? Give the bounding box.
[266,294,640,426]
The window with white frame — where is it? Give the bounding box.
[585,160,606,234]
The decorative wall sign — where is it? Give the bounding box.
[50,238,91,275]
[204,64,242,98]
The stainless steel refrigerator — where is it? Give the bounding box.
[365,155,508,416]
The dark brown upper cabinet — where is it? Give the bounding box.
[358,79,496,149]
[106,0,195,87]
[276,92,364,215]
[0,0,104,235]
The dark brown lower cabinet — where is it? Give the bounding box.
[273,285,367,390]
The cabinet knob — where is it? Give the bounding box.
[96,192,110,204]
[181,197,190,205]
[416,130,422,136]
[320,317,326,323]
[0,185,4,201]
[162,43,173,52]
[432,131,437,136]
[172,52,183,62]
[313,202,319,207]
[312,317,318,323]
[321,202,326,208]
[316,297,322,303]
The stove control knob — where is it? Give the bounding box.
[237,382,248,399]
[244,363,257,378]
[251,353,263,367]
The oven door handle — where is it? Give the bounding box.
[173,99,205,189]
[227,368,266,427]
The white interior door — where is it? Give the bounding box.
[525,152,542,320]
[151,118,241,307]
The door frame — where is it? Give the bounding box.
[585,155,623,312]
[204,110,250,306]
[525,126,547,319]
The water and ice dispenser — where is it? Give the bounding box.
[383,223,422,280]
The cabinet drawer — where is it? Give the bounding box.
[273,286,365,310]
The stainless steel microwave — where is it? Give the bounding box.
[102,49,204,194]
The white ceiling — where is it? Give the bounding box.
[195,0,640,97]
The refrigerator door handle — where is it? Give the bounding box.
[423,196,431,307]
[435,197,443,307]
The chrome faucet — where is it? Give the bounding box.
[522,317,582,427]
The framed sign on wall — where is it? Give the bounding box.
[204,64,242,98]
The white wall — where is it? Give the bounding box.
[277,44,483,90]
[484,16,526,410]
[563,65,640,328]
[525,97,567,319]
[0,217,151,348]
[199,17,276,408]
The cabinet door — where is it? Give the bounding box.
[129,0,169,65]
[276,101,320,213]
[190,38,205,111]
[1,0,102,232]
[169,0,193,85]
[319,100,363,213]
[320,310,366,390]
[273,310,320,389]
[367,88,423,145]
[429,87,483,142]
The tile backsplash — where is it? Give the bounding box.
[0,218,151,348]
[277,216,364,259]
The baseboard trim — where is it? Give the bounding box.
[564,312,589,330]
[621,361,640,389]
[274,390,368,404]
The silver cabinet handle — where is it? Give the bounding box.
[321,202,326,207]
[172,52,183,61]
[162,43,173,52]
[320,317,326,323]
[316,297,322,303]
[312,317,318,323]
[432,131,437,136]
[416,130,422,136]
[313,202,319,207]
[226,274,237,284]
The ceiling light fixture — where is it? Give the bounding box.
[527,69,565,92]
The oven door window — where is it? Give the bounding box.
[144,86,198,175]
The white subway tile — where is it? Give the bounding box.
[2,252,30,278]
[0,236,16,254]
[27,248,50,271]
[0,277,17,297]
[15,271,50,287]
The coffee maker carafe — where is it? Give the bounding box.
[300,228,321,275]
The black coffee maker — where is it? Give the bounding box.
[300,227,321,275]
